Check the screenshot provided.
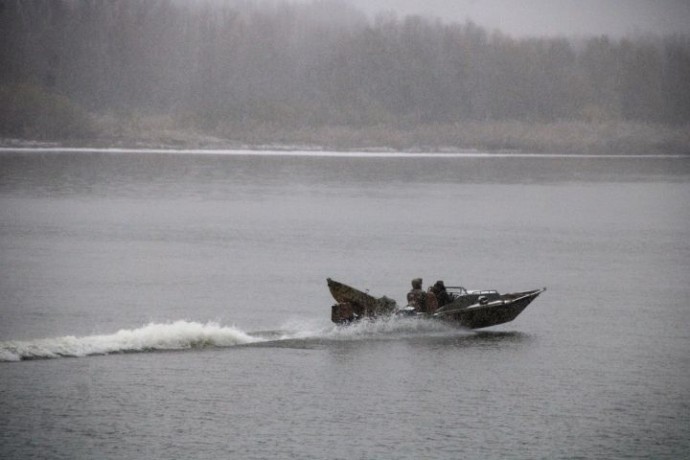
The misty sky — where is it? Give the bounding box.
[343,0,690,37]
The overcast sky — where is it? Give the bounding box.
[343,0,690,37]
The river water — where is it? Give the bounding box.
[0,150,689,459]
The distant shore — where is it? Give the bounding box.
[2,117,689,156]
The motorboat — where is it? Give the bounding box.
[328,278,545,329]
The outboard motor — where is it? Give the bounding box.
[332,302,357,324]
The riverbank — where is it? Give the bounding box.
[2,115,689,155]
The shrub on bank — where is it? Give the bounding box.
[0,84,95,140]
[208,119,690,155]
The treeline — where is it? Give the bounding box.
[1,0,689,143]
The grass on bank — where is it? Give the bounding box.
[1,84,688,154]
[96,113,689,155]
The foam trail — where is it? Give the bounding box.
[275,315,469,342]
[0,321,260,362]
[0,318,474,362]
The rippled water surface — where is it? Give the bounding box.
[1,150,689,459]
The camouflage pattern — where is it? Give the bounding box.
[406,288,426,310]
[407,289,438,314]
[425,291,438,314]
[331,302,357,323]
[328,278,397,323]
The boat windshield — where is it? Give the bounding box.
[446,286,468,296]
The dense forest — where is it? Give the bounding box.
[1,0,689,153]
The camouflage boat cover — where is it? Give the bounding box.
[328,278,397,322]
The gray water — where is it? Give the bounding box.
[1,150,689,459]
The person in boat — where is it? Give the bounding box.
[407,278,425,311]
[407,278,438,314]
[430,280,451,307]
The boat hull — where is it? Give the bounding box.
[432,289,544,329]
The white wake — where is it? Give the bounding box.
[0,320,260,362]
